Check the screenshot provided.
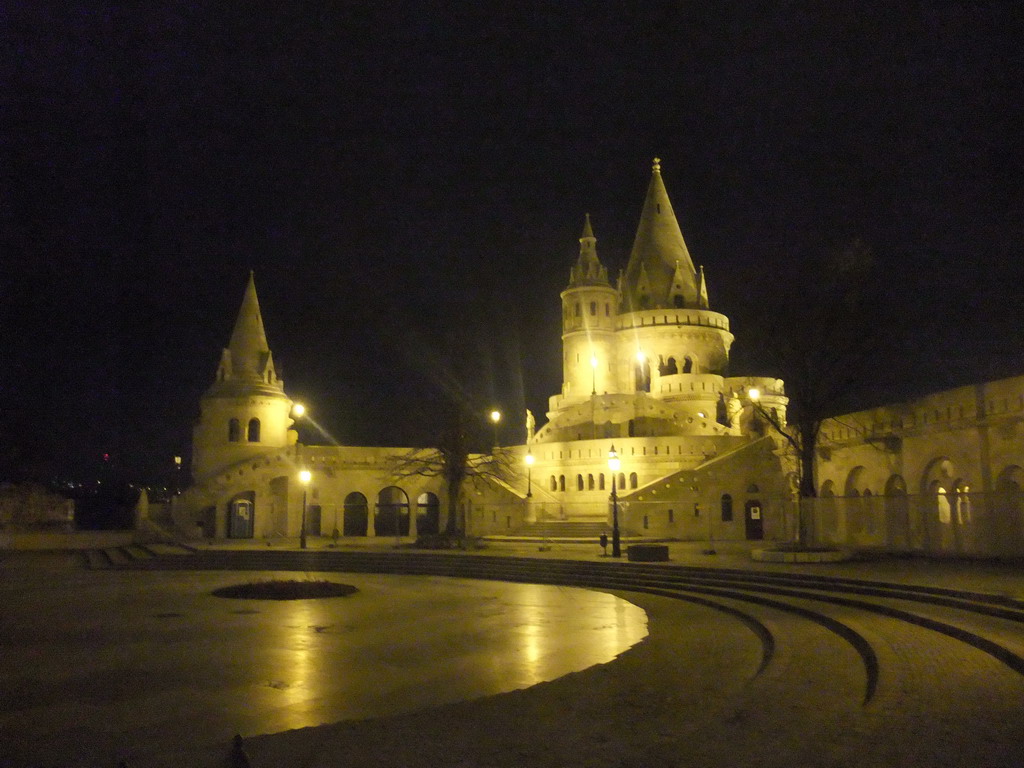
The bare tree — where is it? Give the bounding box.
[744,239,887,542]
[387,404,515,537]
[379,310,519,539]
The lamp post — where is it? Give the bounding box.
[298,469,311,549]
[292,402,306,443]
[525,449,534,497]
[608,444,621,558]
[490,409,501,448]
[172,455,182,496]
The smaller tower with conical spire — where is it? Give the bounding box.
[560,215,619,399]
[191,273,295,481]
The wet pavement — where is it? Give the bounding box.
[4,539,1024,767]
[0,556,645,767]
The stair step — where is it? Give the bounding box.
[84,549,111,569]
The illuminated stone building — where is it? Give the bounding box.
[809,379,1024,556]
[174,160,793,542]
[170,158,1024,554]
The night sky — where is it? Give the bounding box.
[3,2,1022,486]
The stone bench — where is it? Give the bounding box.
[627,544,669,562]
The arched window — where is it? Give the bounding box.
[634,358,651,392]
[246,418,260,442]
[574,302,581,316]
[576,474,584,491]
[599,474,605,490]
[550,475,557,492]
[618,472,626,489]
[665,357,678,375]
[587,473,595,490]
[629,472,638,489]
[559,475,566,492]
[673,295,684,308]
[721,494,733,522]
[228,418,241,442]
[589,301,597,315]
[683,356,693,373]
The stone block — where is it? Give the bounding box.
[627,544,669,562]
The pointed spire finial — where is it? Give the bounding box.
[581,212,595,240]
[652,157,661,173]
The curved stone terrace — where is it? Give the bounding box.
[3,538,1024,767]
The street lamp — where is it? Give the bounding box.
[172,455,182,496]
[490,409,501,448]
[608,444,621,558]
[525,449,535,497]
[298,469,311,549]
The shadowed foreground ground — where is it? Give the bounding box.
[4,542,1024,767]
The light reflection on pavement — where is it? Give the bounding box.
[0,569,647,763]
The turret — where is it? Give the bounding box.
[560,215,619,399]
[620,157,699,311]
[191,273,295,480]
[615,159,733,410]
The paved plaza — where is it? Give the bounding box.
[3,541,1024,767]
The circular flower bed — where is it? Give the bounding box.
[212,580,358,600]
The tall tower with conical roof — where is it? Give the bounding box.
[191,273,295,480]
[560,215,619,400]
[616,159,733,394]
[621,158,700,311]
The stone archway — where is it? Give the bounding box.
[883,474,910,549]
[417,492,440,535]
[375,487,410,537]
[343,492,369,537]
[993,466,1024,556]
[921,458,956,552]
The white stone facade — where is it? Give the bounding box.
[176,161,793,543]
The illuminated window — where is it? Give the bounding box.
[228,419,241,442]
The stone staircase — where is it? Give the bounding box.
[508,520,612,541]
[82,542,194,569]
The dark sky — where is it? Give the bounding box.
[3,2,1022,485]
